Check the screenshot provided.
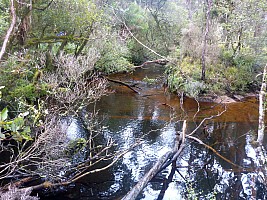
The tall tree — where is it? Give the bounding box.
[201,0,212,81]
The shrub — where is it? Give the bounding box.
[0,187,39,200]
[95,38,133,74]
[0,53,47,103]
[184,80,206,98]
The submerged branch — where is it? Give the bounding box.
[188,105,227,136]
[105,77,140,94]
[186,135,241,168]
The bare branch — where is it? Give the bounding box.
[186,135,241,168]
[188,104,227,136]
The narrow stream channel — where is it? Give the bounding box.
[47,65,267,200]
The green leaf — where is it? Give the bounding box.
[11,117,24,132]
[12,132,23,142]
[0,107,8,121]
[21,126,32,141]
[0,133,5,139]
[23,126,31,134]
[21,134,32,141]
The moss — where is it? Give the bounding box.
[10,83,47,102]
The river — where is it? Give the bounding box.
[45,65,267,199]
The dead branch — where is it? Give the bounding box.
[0,186,39,200]
[0,0,16,61]
[105,77,140,94]
[186,135,241,168]
[172,120,186,162]
[188,104,227,136]
[134,59,169,68]
[15,141,143,192]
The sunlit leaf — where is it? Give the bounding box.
[0,133,5,139]
[11,117,24,132]
[1,107,8,121]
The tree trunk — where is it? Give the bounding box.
[0,0,16,61]
[201,0,212,81]
[17,0,32,45]
[257,64,267,145]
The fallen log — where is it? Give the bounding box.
[105,77,140,94]
[121,151,173,200]
[122,120,187,200]
[134,59,169,69]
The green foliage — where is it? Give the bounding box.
[0,53,48,103]
[143,76,157,85]
[32,0,101,36]
[184,80,206,98]
[0,107,32,141]
[66,138,87,156]
[220,49,235,67]
[121,2,185,64]
[127,39,147,64]
[95,39,133,74]
[166,58,207,97]
[0,0,9,37]
[124,3,149,33]
[10,83,47,102]
[166,51,258,96]
[166,70,184,92]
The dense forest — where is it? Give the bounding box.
[0,0,267,199]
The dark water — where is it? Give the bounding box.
[50,65,267,199]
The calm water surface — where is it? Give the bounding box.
[48,66,267,200]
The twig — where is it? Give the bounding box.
[193,97,200,121]
[188,105,227,136]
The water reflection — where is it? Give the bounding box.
[94,107,265,199]
[50,66,267,199]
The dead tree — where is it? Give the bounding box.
[257,64,267,145]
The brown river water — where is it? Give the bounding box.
[44,65,266,200]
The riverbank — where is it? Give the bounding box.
[197,93,258,104]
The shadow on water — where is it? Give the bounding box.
[47,65,267,199]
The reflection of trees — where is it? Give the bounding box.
[174,121,266,199]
